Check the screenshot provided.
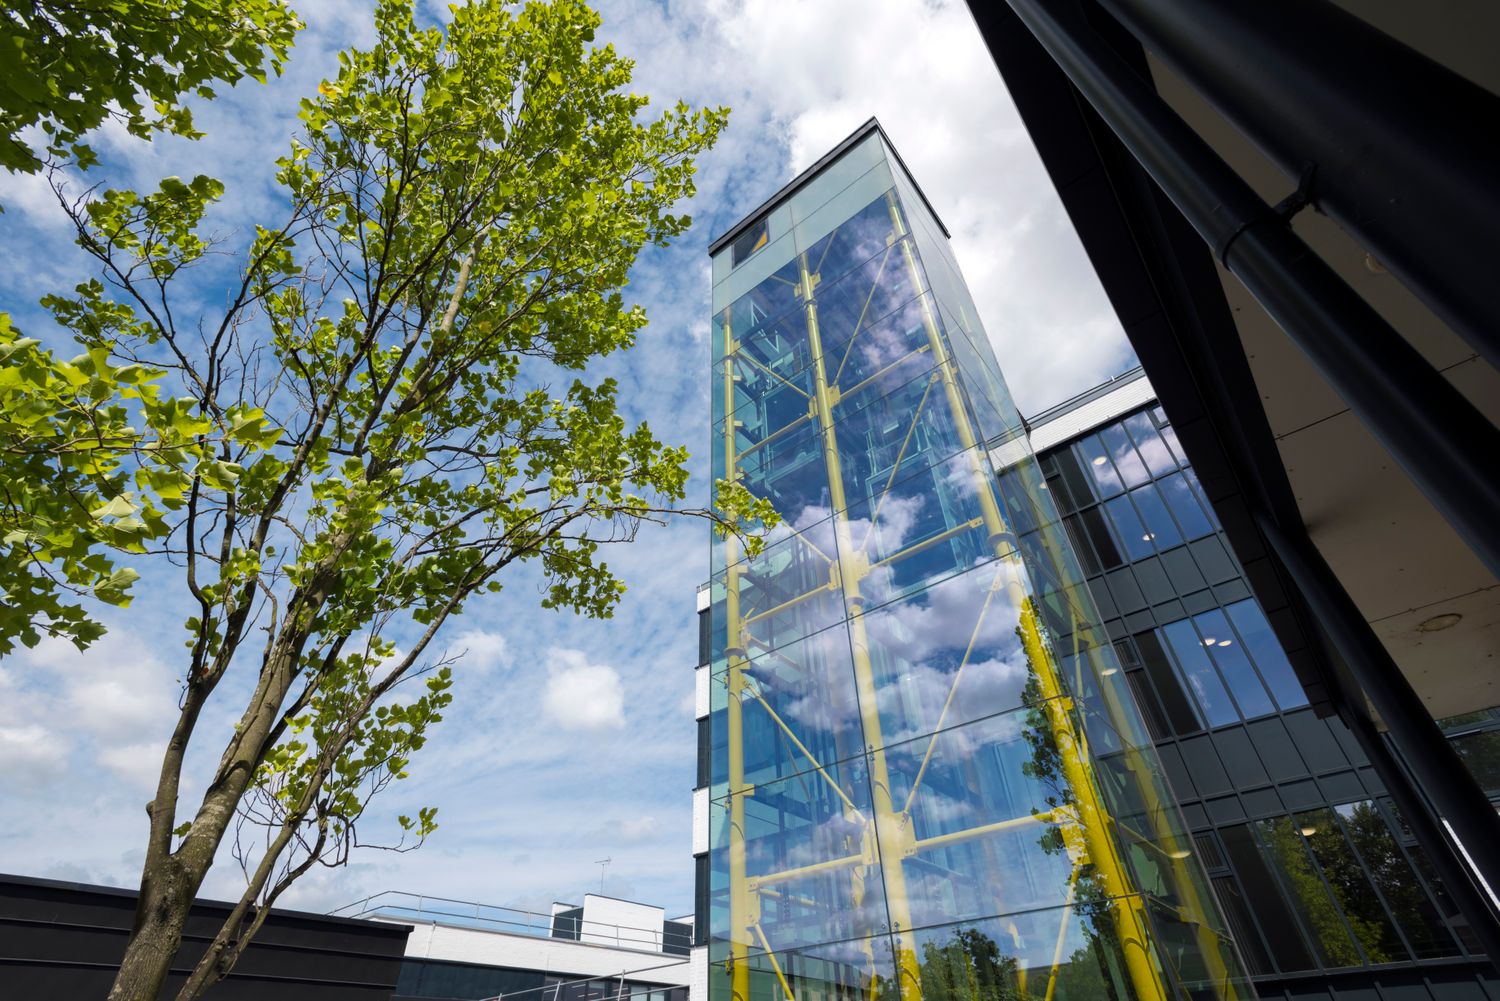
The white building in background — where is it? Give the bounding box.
[333,891,692,1001]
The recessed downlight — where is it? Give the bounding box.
[1217,640,1232,647]
[1092,456,1107,466]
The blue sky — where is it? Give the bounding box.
[0,0,1133,919]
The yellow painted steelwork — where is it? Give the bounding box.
[714,189,1241,1001]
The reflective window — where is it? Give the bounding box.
[1100,423,1151,487]
[1195,608,1276,720]
[731,216,769,267]
[1077,433,1125,497]
[1224,599,1308,711]
[1294,808,1407,964]
[1158,471,1214,540]
[1124,411,1178,477]
[1252,816,1362,967]
[1332,801,1459,959]
[1161,619,1239,727]
[1133,484,1183,551]
[1104,495,1154,561]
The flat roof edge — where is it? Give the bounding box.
[707,117,951,256]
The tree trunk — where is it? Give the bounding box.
[108,857,197,1001]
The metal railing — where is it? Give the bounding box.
[329,891,691,955]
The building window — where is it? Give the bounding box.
[730,216,769,267]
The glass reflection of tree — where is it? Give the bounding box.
[1255,818,1366,967]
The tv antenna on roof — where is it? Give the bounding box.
[594,857,611,894]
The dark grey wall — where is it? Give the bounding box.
[0,872,410,1000]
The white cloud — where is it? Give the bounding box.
[542,649,626,732]
[0,724,70,787]
[620,815,662,841]
[448,628,509,674]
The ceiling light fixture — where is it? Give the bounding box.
[1300,825,1319,837]
[1167,849,1192,860]
[1217,640,1232,647]
[1100,666,1120,677]
[1202,637,1216,646]
[1142,533,1154,542]
[1092,456,1107,466]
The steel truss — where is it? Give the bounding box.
[717,194,1240,1001]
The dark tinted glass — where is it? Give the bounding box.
[1133,484,1183,551]
[1219,824,1315,972]
[1224,600,1307,710]
[1135,630,1202,735]
[1334,801,1459,959]
[1195,608,1275,720]
[1077,434,1124,497]
[1162,619,1239,727]
[1104,495,1154,561]
[1124,411,1177,477]
[1100,423,1150,487]
[1078,506,1123,570]
[1295,808,1407,964]
[1158,471,1214,540]
[731,217,769,266]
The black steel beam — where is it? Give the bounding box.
[997,0,1500,591]
[1093,0,1500,371]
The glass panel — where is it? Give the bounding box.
[909,904,1154,1001]
[1293,807,1407,964]
[1158,420,1189,466]
[1218,824,1315,973]
[885,708,1083,928]
[1160,619,1240,728]
[1078,435,1125,498]
[1224,600,1307,711]
[1156,472,1214,541]
[1181,468,1221,530]
[1333,801,1460,959]
[1074,508,1120,572]
[1100,424,1150,488]
[710,763,886,957]
[713,624,863,788]
[845,447,1004,613]
[860,566,1036,747]
[1103,496,1153,561]
[1252,816,1362,968]
[708,934,895,1001]
[1450,729,1500,794]
[1131,485,1183,552]
[1135,630,1203,735]
[1124,411,1177,477]
[1193,608,1275,720]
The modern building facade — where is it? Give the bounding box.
[695,120,1247,1001]
[1015,371,1499,1000]
[961,0,1500,967]
[334,891,692,1001]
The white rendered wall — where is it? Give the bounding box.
[689,944,707,1001]
[580,894,664,951]
[386,920,691,986]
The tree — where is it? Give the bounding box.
[1,0,300,651]
[0,0,301,175]
[0,314,219,653]
[18,0,771,996]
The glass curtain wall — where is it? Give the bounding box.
[705,129,1249,1001]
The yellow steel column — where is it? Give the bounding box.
[797,252,925,1001]
[721,313,753,1001]
[885,194,1170,1001]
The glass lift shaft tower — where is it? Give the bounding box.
[706,121,1247,1001]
